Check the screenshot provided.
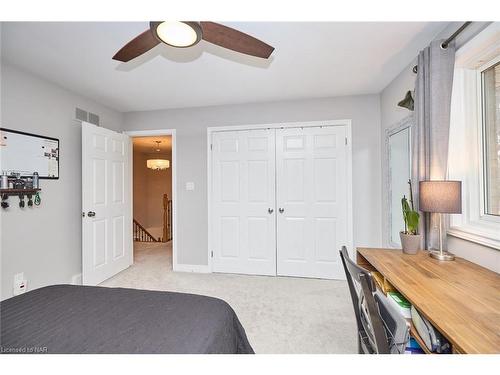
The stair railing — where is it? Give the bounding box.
[162,193,173,242]
[133,219,159,242]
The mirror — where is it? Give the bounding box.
[386,117,412,247]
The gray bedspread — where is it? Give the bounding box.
[0,284,254,354]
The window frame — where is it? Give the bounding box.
[447,23,500,250]
[478,58,500,219]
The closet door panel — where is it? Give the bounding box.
[212,129,276,276]
[276,126,348,279]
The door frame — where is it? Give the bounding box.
[124,129,178,271]
[207,119,354,273]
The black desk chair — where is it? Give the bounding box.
[339,246,392,354]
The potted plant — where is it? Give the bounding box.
[400,180,421,254]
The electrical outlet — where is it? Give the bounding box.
[13,273,27,296]
[186,182,195,191]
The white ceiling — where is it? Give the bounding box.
[1,22,448,112]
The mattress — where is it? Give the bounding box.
[0,284,254,354]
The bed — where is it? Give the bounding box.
[0,284,254,354]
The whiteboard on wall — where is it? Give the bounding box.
[0,128,60,179]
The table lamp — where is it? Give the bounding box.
[419,180,462,261]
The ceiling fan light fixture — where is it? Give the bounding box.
[151,21,202,48]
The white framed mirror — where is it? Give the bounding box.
[385,115,413,247]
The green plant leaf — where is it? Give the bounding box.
[406,211,420,234]
[401,194,420,234]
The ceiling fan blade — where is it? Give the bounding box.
[112,29,160,62]
[200,22,274,59]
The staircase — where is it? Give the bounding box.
[133,219,158,242]
[133,194,172,243]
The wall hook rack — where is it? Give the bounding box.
[1,172,42,209]
[0,189,41,209]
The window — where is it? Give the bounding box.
[481,62,500,217]
[447,23,500,250]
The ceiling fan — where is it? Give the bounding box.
[113,21,275,62]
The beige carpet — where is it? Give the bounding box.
[100,241,357,354]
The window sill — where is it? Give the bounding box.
[447,227,500,250]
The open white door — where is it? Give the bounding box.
[82,122,132,285]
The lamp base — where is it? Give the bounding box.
[429,250,455,261]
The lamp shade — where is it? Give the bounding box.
[419,180,462,214]
[146,159,170,170]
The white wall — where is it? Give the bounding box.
[379,22,500,273]
[123,95,382,266]
[0,63,123,299]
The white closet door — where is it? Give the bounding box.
[276,126,348,279]
[212,129,276,276]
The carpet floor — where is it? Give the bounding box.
[100,241,357,354]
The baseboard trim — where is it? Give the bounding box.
[173,263,211,273]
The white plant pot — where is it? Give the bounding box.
[399,232,421,255]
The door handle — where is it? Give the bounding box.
[268,208,274,214]
[87,211,96,217]
[279,208,285,214]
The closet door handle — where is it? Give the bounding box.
[87,211,96,217]
[268,208,274,214]
[279,208,285,214]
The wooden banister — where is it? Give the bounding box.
[133,194,171,243]
[162,194,172,242]
[133,219,158,242]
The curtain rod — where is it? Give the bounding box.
[412,22,472,74]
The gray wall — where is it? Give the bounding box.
[123,95,383,266]
[379,22,500,273]
[0,63,123,299]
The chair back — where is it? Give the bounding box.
[339,246,390,354]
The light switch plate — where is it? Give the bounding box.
[186,182,195,191]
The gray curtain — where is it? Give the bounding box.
[412,39,456,250]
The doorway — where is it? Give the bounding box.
[126,129,177,270]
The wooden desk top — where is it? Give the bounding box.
[357,248,500,354]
